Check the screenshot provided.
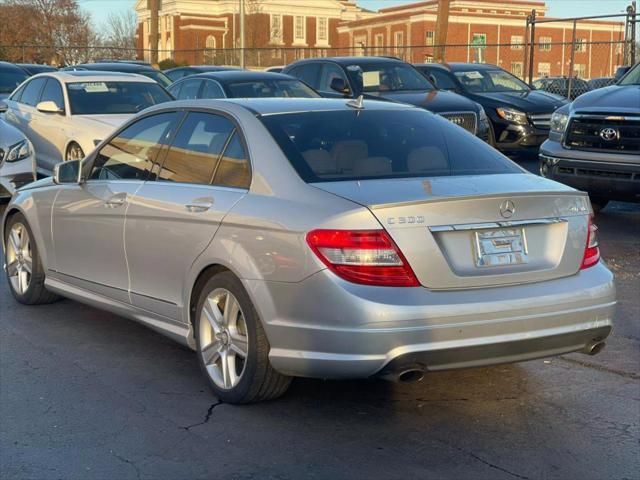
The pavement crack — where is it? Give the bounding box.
[110,451,141,480]
[183,400,222,430]
[451,445,530,479]
[559,356,640,380]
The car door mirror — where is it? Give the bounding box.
[0,101,8,113]
[330,77,351,95]
[53,159,81,185]
[36,100,64,114]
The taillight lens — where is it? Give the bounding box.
[581,216,600,270]
[306,229,420,287]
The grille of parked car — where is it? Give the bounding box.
[529,113,553,129]
[564,115,640,153]
[557,166,639,181]
[439,112,477,135]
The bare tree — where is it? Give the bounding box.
[102,10,137,59]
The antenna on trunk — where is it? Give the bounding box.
[346,95,365,110]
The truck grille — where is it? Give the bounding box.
[439,112,477,135]
[529,113,552,129]
[564,115,640,153]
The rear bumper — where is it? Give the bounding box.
[540,141,640,202]
[245,262,616,379]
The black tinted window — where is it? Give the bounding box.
[227,79,318,98]
[260,109,521,183]
[158,112,235,184]
[20,78,46,106]
[212,132,250,188]
[318,63,348,93]
[90,112,178,181]
[174,79,202,100]
[201,80,225,98]
[41,78,65,110]
[427,69,458,90]
[288,64,321,89]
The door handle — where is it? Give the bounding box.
[185,197,214,213]
[104,192,127,208]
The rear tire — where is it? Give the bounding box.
[4,213,60,305]
[590,197,610,213]
[194,271,291,404]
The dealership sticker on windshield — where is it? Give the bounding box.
[83,82,109,93]
[363,71,381,87]
[463,71,484,79]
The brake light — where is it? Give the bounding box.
[581,216,600,270]
[306,229,420,287]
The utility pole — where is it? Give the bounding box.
[239,0,245,68]
[433,0,451,63]
[149,0,159,66]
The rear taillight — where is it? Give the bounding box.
[306,229,420,287]
[581,216,600,270]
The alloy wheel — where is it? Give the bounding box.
[5,223,32,295]
[199,288,249,390]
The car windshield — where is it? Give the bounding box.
[454,69,530,93]
[618,64,640,85]
[66,81,172,115]
[0,72,28,94]
[227,79,320,98]
[139,70,173,88]
[345,62,434,93]
[260,109,521,183]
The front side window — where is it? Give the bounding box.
[0,71,28,96]
[318,63,349,93]
[20,78,47,106]
[158,112,235,185]
[287,64,321,89]
[454,69,529,93]
[173,79,203,100]
[226,79,319,98]
[345,62,434,93]
[201,80,225,99]
[90,112,178,181]
[428,69,459,90]
[260,109,521,183]
[40,78,65,111]
[67,81,172,115]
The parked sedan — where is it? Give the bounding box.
[3,71,172,174]
[167,71,320,100]
[164,65,241,83]
[0,62,29,100]
[284,57,491,142]
[61,62,173,89]
[2,98,614,404]
[0,116,36,199]
[17,64,58,76]
[587,77,616,90]
[415,63,568,155]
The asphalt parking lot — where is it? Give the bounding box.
[1,181,638,479]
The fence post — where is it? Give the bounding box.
[568,19,577,100]
[523,14,530,80]
[528,9,536,84]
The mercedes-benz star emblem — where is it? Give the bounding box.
[599,127,619,142]
[499,200,516,219]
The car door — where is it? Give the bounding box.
[34,77,67,171]
[50,111,180,303]
[124,110,250,320]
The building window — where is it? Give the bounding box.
[511,61,524,78]
[575,38,586,53]
[472,33,487,44]
[394,31,404,56]
[574,63,586,77]
[270,14,283,42]
[537,62,551,77]
[539,36,552,51]
[511,35,524,50]
[204,35,216,64]
[317,17,328,43]
[294,16,306,43]
[424,55,434,63]
[426,30,435,46]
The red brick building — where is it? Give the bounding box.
[135,0,626,78]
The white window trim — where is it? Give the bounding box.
[293,15,306,45]
[316,16,329,46]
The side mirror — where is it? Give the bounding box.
[0,101,7,113]
[330,77,351,95]
[36,100,64,115]
[53,159,81,185]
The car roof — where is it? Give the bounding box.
[72,62,156,72]
[293,56,406,65]
[445,63,501,71]
[183,71,296,83]
[413,63,449,70]
[144,97,416,116]
[0,61,29,73]
[30,71,157,83]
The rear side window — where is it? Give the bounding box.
[175,79,202,100]
[20,78,47,106]
[428,69,458,91]
[201,80,225,99]
[287,64,321,89]
[259,109,521,183]
[212,132,250,189]
[158,112,235,184]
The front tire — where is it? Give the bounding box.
[4,213,59,305]
[195,271,291,404]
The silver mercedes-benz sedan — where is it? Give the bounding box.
[2,98,615,404]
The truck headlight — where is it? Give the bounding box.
[6,140,30,162]
[550,111,570,133]
[496,107,528,125]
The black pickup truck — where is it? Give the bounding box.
[539,63,640,211]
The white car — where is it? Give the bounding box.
[0,116,36,199]
[2,71,172,175]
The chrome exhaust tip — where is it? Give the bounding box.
[583,341,606,356]
[397,369,425,383]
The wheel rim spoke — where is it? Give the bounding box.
[224,293,240,326]
[22,258,32,274]
[202,298,222,333]
[229,333,248,358]
[201,341,221,365]
[6,260,19,276]
[6,223,31,294]
[9,230,20,253]
[18,270,29,294]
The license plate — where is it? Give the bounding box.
[474,228,529,267]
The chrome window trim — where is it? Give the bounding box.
[429,218,567,232]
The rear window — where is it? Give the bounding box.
[259,109,521,183]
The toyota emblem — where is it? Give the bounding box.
[499,200,516,219]
[599,127,619,142]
